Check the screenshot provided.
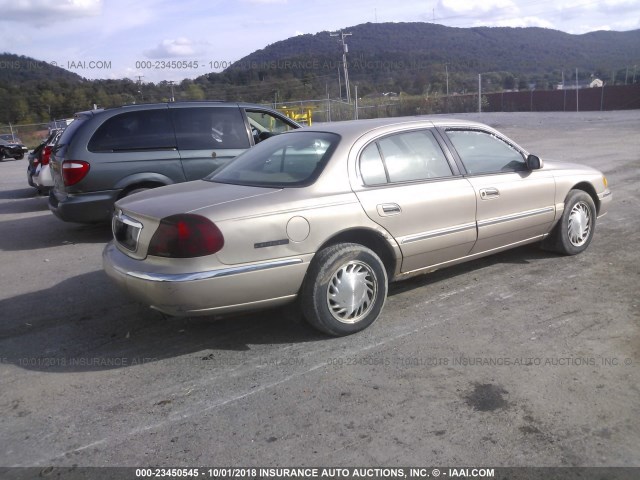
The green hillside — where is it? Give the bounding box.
[206,23,640,100]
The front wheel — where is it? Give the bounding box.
[301,243,388,336]
[543,189,596,255]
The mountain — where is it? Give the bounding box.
[198,23,640,99]
[229,23,640,74]
[0,53,84,85]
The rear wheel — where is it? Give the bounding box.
[543,189,596,255]
[124,187,151,197]
[301,243,388,336]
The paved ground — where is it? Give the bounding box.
[0,111,638,470]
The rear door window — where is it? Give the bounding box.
[88,109,176,152]
[361,130,453,184]
[171,107,250,150]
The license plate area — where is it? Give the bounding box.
[113,210,143,252]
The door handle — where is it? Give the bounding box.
[377,203,402,216]
[479,187,500,199]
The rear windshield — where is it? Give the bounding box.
[205,131,339,188]
[56,115,87,149]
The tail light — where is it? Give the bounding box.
[62,160,90,186]
[41,146,52,165]
[148,214,224,258]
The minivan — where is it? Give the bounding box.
[49,101,300,223]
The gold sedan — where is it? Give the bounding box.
[103,117,611,336]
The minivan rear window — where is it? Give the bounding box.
[56,115,87,149]
[88,109,176,152]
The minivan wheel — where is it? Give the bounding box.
[124,187,151,197]
[301,243,388,336]
[543,189,596,255]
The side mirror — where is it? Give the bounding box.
[526,154,543,170]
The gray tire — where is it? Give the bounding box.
[301,243,388,336]
[124,187,151,197]
[543,189,596,255]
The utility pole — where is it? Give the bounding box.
[136,75,144,101]
[330,30,353,103]
[326,83,331,122]
[168,81,175,102]
[354,85,359,120]
[445,64,449,96]
[478,74,482,113]
[575,68,579,112]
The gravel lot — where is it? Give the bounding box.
[0,111,638,472]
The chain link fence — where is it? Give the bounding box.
[274,84,640,124]
[3,85,639,146]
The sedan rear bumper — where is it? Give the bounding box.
[102,242,311,316]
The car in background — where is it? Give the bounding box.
[49,101,300,223]
[31,129,64,194]
[0,138,28,161]
[28,129,64,193]
[0,133,23,143]
[103,117,611,336]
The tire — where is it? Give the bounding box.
[543,189,596,255]
[301,243,388,336]
[121,186,153,199]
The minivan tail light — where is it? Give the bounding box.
[41,146,52,165]
[147,214,224,258]
[62,160,90,186]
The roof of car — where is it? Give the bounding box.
[74,101,279,117]
[286,116,489,143]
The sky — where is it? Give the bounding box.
[1,0,639,83]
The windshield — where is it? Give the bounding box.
[206,131,340,188]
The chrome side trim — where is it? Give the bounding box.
[477,206,555,228]
[124,258,304,283]
[395,234,545,280]
[401,222,477,245]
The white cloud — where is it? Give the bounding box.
[143,38,208,59]
[438,0,517,15]
[0,0,102,23]
[479,16,556,29]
